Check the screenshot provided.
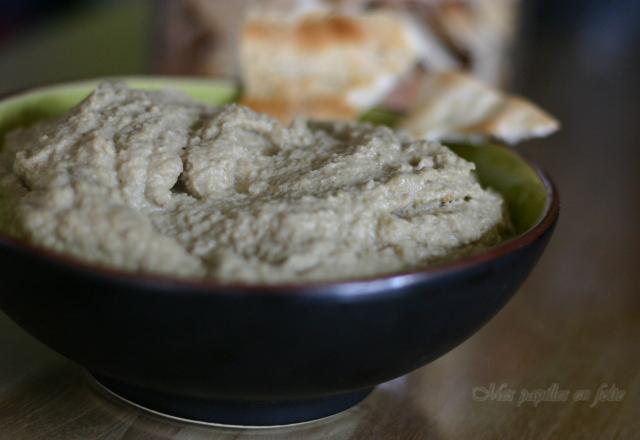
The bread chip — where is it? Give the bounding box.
[240,96,358,122]
[401,72,559,144]
[239,6,451,121]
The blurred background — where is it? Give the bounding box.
[0,0,638,437]
[1,0,639,90]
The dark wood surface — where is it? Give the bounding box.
[0,7,638,440]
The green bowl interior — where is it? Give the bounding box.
[0,78,547,236]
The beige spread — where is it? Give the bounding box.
[0,82,510,283]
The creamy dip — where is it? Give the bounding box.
[0,82,510,283]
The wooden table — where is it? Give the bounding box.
[0,6,638,440]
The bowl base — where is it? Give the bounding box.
[88,372,372,428]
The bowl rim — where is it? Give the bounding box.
[0,77,560,295]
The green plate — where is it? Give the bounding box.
[0,77,549,235]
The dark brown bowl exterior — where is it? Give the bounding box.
[0,169,558,425]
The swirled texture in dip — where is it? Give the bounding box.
[0,82,510,283]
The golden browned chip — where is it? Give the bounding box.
[240,96,358,122]
[239,6,452,121]
[401,72,559,144]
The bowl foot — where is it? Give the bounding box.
[88,372,372,427]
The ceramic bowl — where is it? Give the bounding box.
[0,78,558,426]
